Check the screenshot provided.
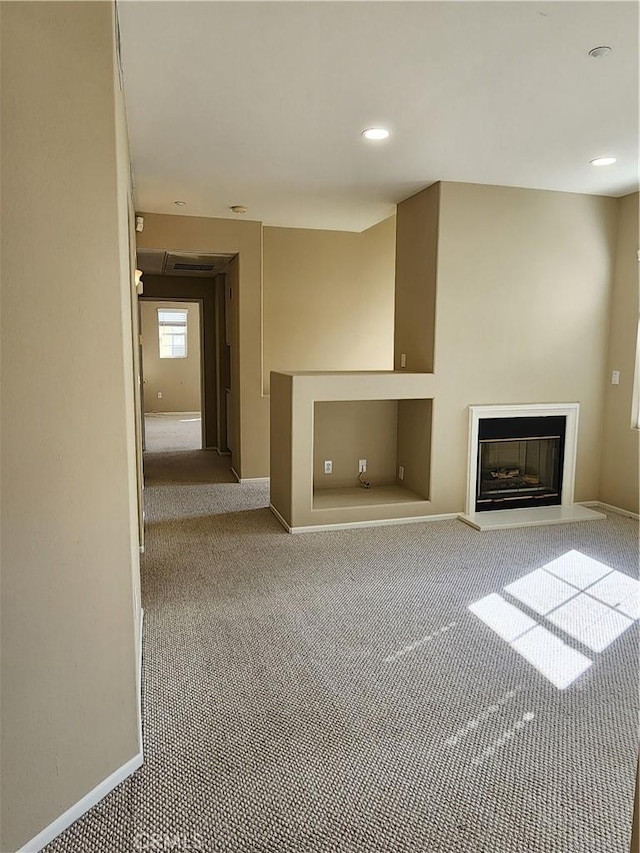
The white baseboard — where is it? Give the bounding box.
[269,503,291,531]
[579,500,640,520]
[231,467,270,484]
[137,608,144,753]
[18,751,143,853]
[269,504,457,534]
[19,610,145,853]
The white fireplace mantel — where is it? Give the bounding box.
[465,403,579,516]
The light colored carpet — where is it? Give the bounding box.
[44,452,638,852]
[144,412,202,452]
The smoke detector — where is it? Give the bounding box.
[230,205,247,214]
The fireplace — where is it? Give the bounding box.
[463,404,604,529]
[476,415,566,511]
[465,403,580,519]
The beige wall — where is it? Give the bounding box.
[1,3,141,850]
[263,216,396,393]
[599,192,640,513]
[431,182,619,513]
[397,399,432,500]
[137,214,397,477]
[394,184,439,372]
[141,300,201,413]
[313,400,399,489]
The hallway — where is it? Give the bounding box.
[43,455,638,852]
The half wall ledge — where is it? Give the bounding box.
[270,370,437,531]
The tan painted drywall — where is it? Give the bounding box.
[397,399,432,500]
[263,217,396,393]
[1,3,141,850]
[136,214,264,477]
[137,214,397,477]
[275,185,621,530]
[270,372,293,521]
[599,192,640,513]
[141,300,201,414]
[395,184,439,372]
[214,275,231,452]
[431,182,618,513]
[313,400,399,489]
[226,257,241,469]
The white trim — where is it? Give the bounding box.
[19,611,146,852]
[466,403,579,515]
[231,467,270,484]
[269,503,291,532]
[272,510,458,534]
[17,752,143,853]
[137,608,144,753]
[579,501,640,521]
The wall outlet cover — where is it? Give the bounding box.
[358,459,367,473]
[324,460,333,475]
[398,465,405,480]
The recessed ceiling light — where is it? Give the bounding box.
[230,205,247,214]
[588,46,612,58]
[361,127,390,141]
[174,200,186,206]
[589,156,617,166]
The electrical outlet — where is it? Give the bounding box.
[400,353,407,368]
[157,391,163,399]
[359,459,367,473]
[398,465,404,481]
[611,370,620,385]
[324,460,333,475]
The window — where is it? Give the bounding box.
[158,308,188,359]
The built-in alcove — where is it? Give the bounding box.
[312,398,431,510]
[270,371,436,531]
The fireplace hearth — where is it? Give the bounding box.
[462,404,605,530]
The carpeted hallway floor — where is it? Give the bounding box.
[144,412,202,453]
[45,451,638,852]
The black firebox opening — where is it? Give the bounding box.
[476,415,566,512]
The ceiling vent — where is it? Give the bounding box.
[173,263,216,272]
[165,252,236,277]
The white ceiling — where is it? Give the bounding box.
[118,1,639,232]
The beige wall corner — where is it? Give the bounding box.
[432,183,619,514]
[394,183,440,372]
[599,192,640,513]
[262,216,395,393]
[1,3,141,850]
[269,372,293,524]
[141,300,202,413]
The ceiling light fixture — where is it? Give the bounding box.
[588,45,612,58]
[361,127,390,141]
[590,156,617,166]
[230,205,247,214]
[174,200,186,206]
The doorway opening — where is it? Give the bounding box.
[135,250,236,472]
[140,299,204,452]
